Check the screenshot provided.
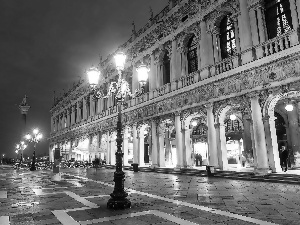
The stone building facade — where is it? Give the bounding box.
[49,0,300,173]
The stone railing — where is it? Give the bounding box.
[255,29,299,59]
[215,54,241,75]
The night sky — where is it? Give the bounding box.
[0,0,168,159]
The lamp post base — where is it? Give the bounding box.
[107,195,131,209]
[107,171,131,209]
[30,150,36,171]
[29,166,36,171]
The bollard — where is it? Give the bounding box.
[131,163,139,172]
[206,165,215,177]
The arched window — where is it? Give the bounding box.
[265,0,292,39]
[220,15,236,59]
[162,51,171,85]
[187,35,198,73]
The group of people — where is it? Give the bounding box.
[279,146,289,172]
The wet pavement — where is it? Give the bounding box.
[1,165,300,225]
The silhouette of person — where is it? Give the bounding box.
[281,147,289,172]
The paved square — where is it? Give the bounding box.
[1,165,300,224]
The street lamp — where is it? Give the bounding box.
[87,52,149,209]
[2,154,4,164]
[16,141,27,163]
[25,128,42,171]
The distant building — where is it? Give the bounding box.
[50,0,300,174]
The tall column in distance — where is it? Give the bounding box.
[19,95,30,137]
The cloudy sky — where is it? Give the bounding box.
[0,0,168,158]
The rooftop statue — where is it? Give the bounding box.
[20,95,28,106]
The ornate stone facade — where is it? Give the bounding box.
[50,0,300,173]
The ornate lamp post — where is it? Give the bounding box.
[25,128,43,171]
[16,141,27,163]
[87,52,149,209]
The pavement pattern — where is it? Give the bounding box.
[1,165,300,225]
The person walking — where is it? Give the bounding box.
[281,147,289,172]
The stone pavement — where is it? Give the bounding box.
[0,165,300,225]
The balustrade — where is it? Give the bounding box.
[255,30,299,59]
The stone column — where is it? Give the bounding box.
[257,6,266,43]
[60,114,63,130]
[289,0,299,30]
[175,112,184,167]
[250,94,269,173]
[183,127,193,168]
[296,0,300,25]
[90,95,94,117]
[110,132,116,166]
[82,97,87,120]
[263,116,282,172]
[71,105,76,125]
[238,0,253,63]
[249,8,260,46]
[212,31,220,64]
[97,97,101,114]
[55,117,59,131]
[132,123,138,164]
[215,123,228,170]
[171,38,178,81]
[151,120,158,167]
[206,104,218,167]
[132,65,138,93]
[200,20,209,68]
[238,0,253,50]
[249,119,258,168]
[138,128,145,167]
[157,124,165,167]
[65,111,69,127]
[287,103,299,165]
[106,131,111,165]
[123,127,129,166]
[197,44,201,69]
[233,18,241,54]
[149,53,156,90]
[181,50,188,77]
[76,101,81,123]
[165,135,172,166]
